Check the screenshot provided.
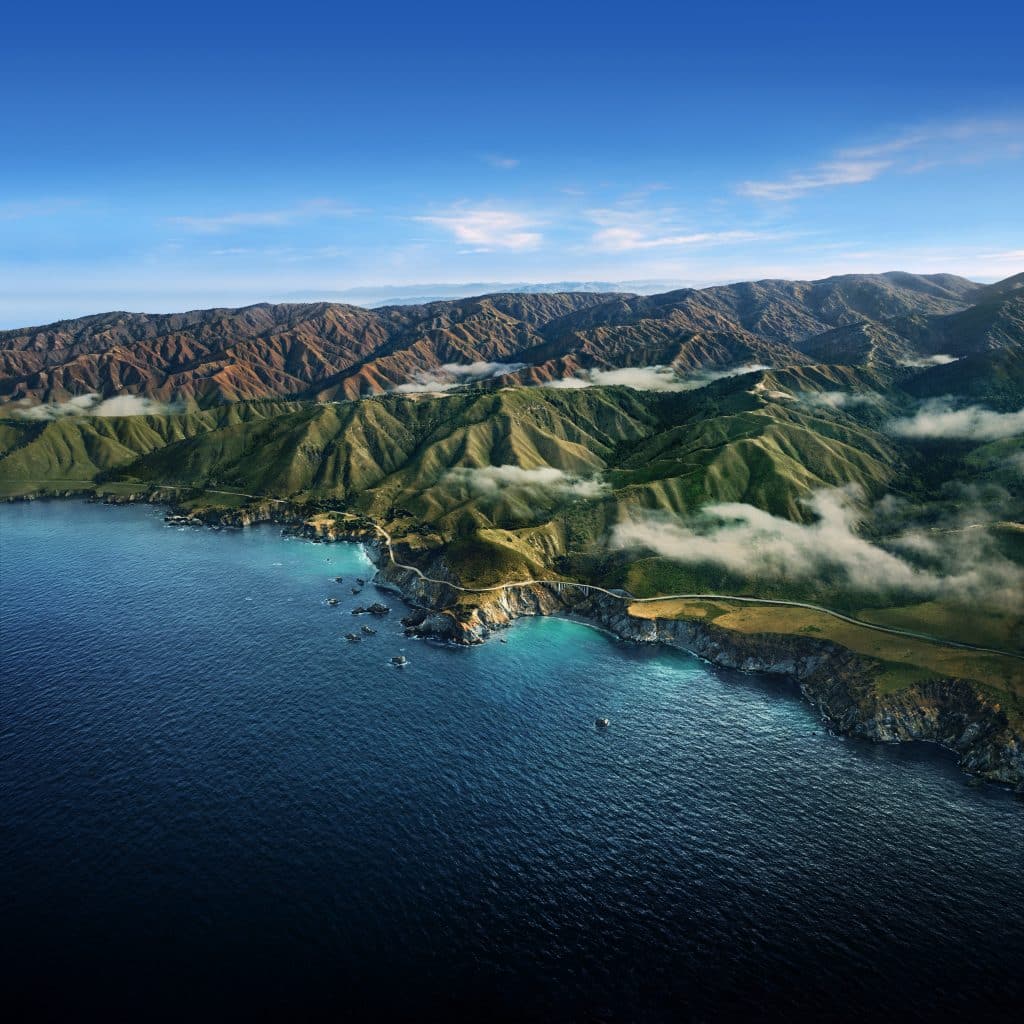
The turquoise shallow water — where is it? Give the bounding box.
[1,501,1022,1020]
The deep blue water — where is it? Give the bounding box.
[1,501,1022,1021]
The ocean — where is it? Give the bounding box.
[1,501,1021,1020]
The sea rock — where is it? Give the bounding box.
[370,556,1024,788]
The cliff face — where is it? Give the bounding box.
[7,492,1020,788]
[381,564,1024,788]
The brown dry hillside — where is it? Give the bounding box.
[0,272,991,407]
[0,294,613,406]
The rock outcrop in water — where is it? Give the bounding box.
[374,559,1024,788]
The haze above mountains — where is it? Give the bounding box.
[280,281,683,309]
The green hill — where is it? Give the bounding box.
[1,272,1020,657]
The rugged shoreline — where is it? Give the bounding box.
[373,559,1023,789]
[7,488,1023,790]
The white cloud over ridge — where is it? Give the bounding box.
[897,354,959,368]
[887,400,1024,441]
[544,364,768,393]
[391,361,526,394]
[445,465,608,500]
[584,202,772,253]
[799,390,878,409]
[612,487,1022,605]
[13,393,184,420]
[592,225,762,253]
[739,161,889,201]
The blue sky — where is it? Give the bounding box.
[2,0,1022,326]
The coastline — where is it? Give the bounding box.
[6,487,1023,791]
[369,556,1024,790]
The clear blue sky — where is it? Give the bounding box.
[2,0,1022,325]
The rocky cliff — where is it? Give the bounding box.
[380,561,1024,788]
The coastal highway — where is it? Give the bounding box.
[357,515,1024,662]
[33,480,1022,662]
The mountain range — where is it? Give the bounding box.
[3,271,1019,407]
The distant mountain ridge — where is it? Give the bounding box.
[283,280,681,307]
[0,271,1015,408]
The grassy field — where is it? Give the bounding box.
[628,597,1024,700]
[856,600,1024,654]
[0,477,93,497]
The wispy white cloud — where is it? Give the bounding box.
[840,118,1024,161]
[797,390,879,409]
[593,226,763,252]
[544,366,687,391]
[587,204,766,252]
[897,354,959,369]
[739,118,1024,201]
[12,393,184,420]
[612,486,1023,605]
[614,489,922,591]
[975,249,1024,268]
[445,465,608,500]
[169,199,356,233]
[738,160,890,201]
[545,363,768,392]
[415,205,543,251]
[887,400,1024,441]
[749,380,794,401]
[390,361,527,394]
[483,154,520,169]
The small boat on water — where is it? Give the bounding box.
[345,633,361,642]
[361,625,377,635]
[595,718,610,729]
[391,655,408,667]
[327,597,339,606]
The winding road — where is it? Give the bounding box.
[355,514,1024,662]
[22,479,1021,661]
